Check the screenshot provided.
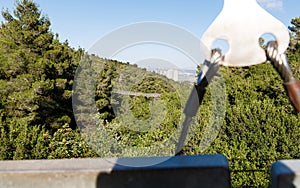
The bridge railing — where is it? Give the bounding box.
[0,155,230,188]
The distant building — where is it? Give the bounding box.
[166,69,179,81]
[154,68,196,83]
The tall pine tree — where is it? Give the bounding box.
[0,0,81,130]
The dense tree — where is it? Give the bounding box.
[95,60,119,121]
[0,0,94,159]
[288,17,300,78]
[289,17,300,40]
[0,0,81,130]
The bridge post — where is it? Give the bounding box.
[271,160,300,188]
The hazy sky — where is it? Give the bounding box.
[1,0,298,49]
[0,0,299,68]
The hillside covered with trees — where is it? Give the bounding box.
[0,1,300,187]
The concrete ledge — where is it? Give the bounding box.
[0,154,230,188]
[271,160,300,188]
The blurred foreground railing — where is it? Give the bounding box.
[0,155,230,188]
[271,160,300,188]
[1,154,300,188]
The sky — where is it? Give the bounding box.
[0,0,299,69]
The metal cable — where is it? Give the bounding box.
[266,41,300,112]
[266,41,294,83]
[175,49,222,155]
[197,49,222,85]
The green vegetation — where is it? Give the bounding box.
[0,0,95,159]
[0,1,300,187]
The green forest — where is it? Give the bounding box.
[0,0,300,187]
